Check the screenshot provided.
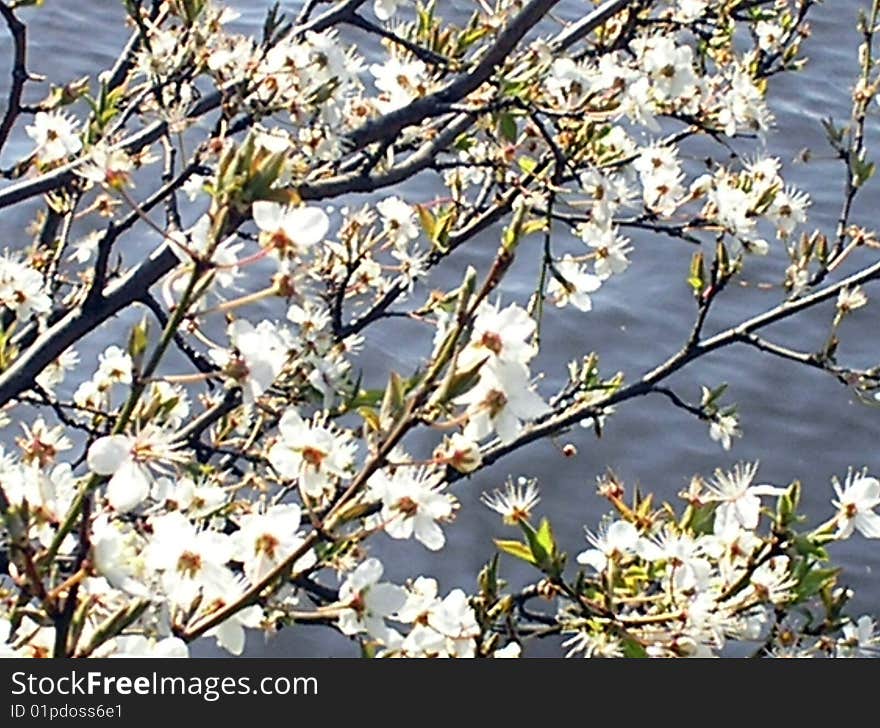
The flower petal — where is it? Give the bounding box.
[366,582,407,616]
[87,435,132,475]
[106,460,151,513]
[286,206,330,248]
[252,201,283,232]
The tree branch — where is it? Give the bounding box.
[456,257,880,480]
[0,2,27,158]
[343,0,563,153]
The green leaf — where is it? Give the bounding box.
[688,503,717,536]
[852,155,875,188]
[443,357,486,400]
[701,383,728,409]
[688,251,706,296]
[621,638,648,658]
[433,209,456,251]
[346,387,384,409]
[356,406,381,432]
[478,555,502,601]
[535,518,556,558]
[498,113,518,144]
[776,480,801,527]
[128,316,150,371]
[519,518,557,571]
[821,117,845,150]
[379,371,407,426]
[494,539,537,565]
[795,566,838,602]
[416,205,436,240]
[793,535,829,561]
[521,219,548,236]
[517,156,537,174]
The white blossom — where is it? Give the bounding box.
[705,462,785,530]
[252,201,330,257]
[231,504,315,582]
[547,255,602,311]
[26,111,82,164]
[709,413,741,451]
[832,470,880,539]
[482,477,540,524]
[576,520,639,573]
[267,409,356,498]
[337,558,406,643]
[87,427,182,513]
[368,467,457,550]
[458,360,549,444]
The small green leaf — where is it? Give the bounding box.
[517,156,537,174]
[416,205,436,240]
[379,371,407,426]
[498,113,518,144]
[795,566,838,602]
[478,555,502,601]
[519,518,556,571]
[494,539,537,565]
[128,316,150,371]
[535,518,556,558]
[357,406,381,432]
[793,535,829,560]
[852,155,875,188]
[621,638,648,658]
[688,251,706,296]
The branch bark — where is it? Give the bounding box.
[456,257,880,480]
[0,2,27,158]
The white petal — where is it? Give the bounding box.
[252,201,284,232]
[267,443,299,479]
[414,517,445,551]
[153,637,189,658]
[277,408,306,441]
[636,538,664,561]
[493,407,521,444]
[851,476,880,505]
[835,517,856,540]
[384,514,414,541]
[106,461,151,513]
[212,618,246,656]
[236,605,264,629]
[494,643,522,658]
[373,0,398,22]
[347,557,384,592]
[337,609,360,636]
[576,549,608,572]
[855,511,880,539]
[87,435,132,475]
[366,583,407,616]
[734,495,760,530]
[607,520,638,551]
[285,206,330,248]
[712,504,736,534]
[749,484,788,497]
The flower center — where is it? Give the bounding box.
[484,389,508,416]
[177,551,202,578]
[301,446,326,469]
[269,230,294,252]
[255,533,280,558]
[480,331,503,355]
[395,496,419,518]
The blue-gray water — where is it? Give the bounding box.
[0,2,877,656]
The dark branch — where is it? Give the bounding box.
[0,2,28,157]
